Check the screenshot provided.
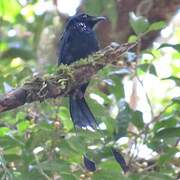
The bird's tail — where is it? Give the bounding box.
[69,95,97,129]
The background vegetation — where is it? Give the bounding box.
[0,0,179,179]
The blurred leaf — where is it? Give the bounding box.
[130,172,174,180]
[115,100,144,138]
[59,106,73,131]
[172,96,180,103]
[102,117,115,135]
[162,76,180,86]
[108,76,124,100]
[93,160,125,180]
[0,127,10,136]
[158,147,178,165]
[67,136,86,154]
[0,136,20,149]
[0,0,21,22]
[60,174,77,180]
[155,127,180,138]
[147,21,166,32]
[131,110,144,129]
[16,112,27,123]
[17,121,30,133]
[13,172,45,180]
[149,64,157,76]
[153,115,177,132]
[129,12,150,35]
[128,35,138,43]
[84,0,118,27]
[138,63,157,76]
[1,47,34,60]
[36,160,70,173]
[159,43,180,52]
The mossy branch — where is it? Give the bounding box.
[0,43,136,113]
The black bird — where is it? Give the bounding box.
[58,13,106,129]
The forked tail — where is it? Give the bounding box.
[69,95,97,129]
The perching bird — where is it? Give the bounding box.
[58,13,106,129]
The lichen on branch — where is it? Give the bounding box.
[0,42,136,113]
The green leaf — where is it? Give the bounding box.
[162,76,180,86]
[115,100,144,138]
[17,121,30,133]
[129,12,150,35]
[138,63,149,73]
[1,48,34,60]
[67,136,86,154]
[0,127,10,136]
[0,0,21,22]
[59,106,73,131]
[159,43,180,52]
[172,96,180,103]
[153,116,177,132]
[60,174,77,180]
[131,110,144,129]
[128,35,138,43]
[93,160,125,180]
[84,0,118,28]
[102,116,116,135]
[130,172,174,180]
[158,147,178,164]
[138,63,157,76]
[36,160,70,173]
[108,75,124,100]
[148,21,166,32]
[155,127,180,138]
[149,64,157,76]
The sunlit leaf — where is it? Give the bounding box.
[128,35,138,43]
[17,121,30,133]
[59,106,73,131]
[0,127,10,136]
[0,0,21,22]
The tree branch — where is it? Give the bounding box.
[0,43,136,113]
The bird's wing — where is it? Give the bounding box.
[58,29,73,65]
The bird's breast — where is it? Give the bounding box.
[69,29,99,61]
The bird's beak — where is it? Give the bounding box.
[92,16,106,23]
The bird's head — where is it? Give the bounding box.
[69,13,106,29]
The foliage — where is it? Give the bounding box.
[0,0,179,179]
